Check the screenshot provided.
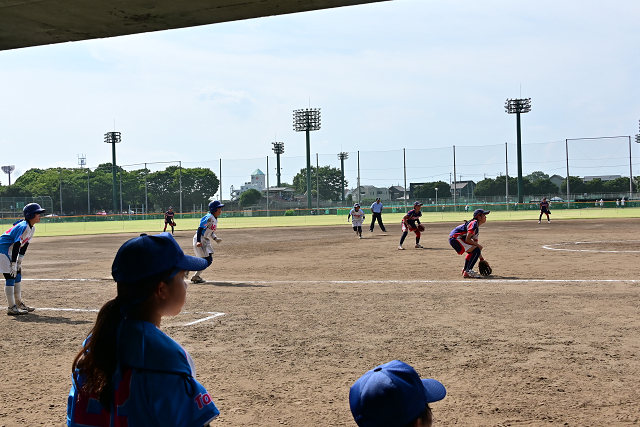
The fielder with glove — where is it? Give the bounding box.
[399,202,424,250]
[1,203,45,315]
[190,201,224,283]
[448,209,491,279]
[163,206,176,234]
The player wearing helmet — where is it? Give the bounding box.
[1,203,45,315]
[348,203,366,239]
[190,201,223,283]
[398,202,424,250]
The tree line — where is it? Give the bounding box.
[0,164,219,215]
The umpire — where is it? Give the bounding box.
[369,198,387,232]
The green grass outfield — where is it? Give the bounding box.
[27,207,640,237]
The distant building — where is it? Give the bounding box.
[346,185,390,201]
[583,175,621,182]
[388,185,406,201]
[450,180,476,198]
[549,174,564,189]
[230,169,266,201]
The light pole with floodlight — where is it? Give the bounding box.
[271,142,285,187]
[505,98,531,203]
[338,152,348,203]
[293,108,321,209]
[104,131,121,213]
[435,187,438,206]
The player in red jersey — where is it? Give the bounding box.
[449,209,489,278]
[538,198,550,223]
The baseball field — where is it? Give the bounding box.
[1,211,639,426]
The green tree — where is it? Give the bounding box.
[292,166,347,201]
[525,171,549,181]
[529,178,559,195]
[414,181,451,199]
[560,176,587,194]
[239,188,262,207]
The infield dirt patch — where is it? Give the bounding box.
[1,218,639,426]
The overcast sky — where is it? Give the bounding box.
[1,0,639,194]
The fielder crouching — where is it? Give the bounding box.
[448,209,490,279]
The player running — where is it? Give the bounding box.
[449,209,490,278]
[398,201,424,250]
[163,206,176,234]
[190,201,223,283]
[538,198,551,223]
[67,233,219,427]
[1,203,45,315]
[348,203,366,239]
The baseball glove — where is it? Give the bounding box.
[478,260,492,276]
[417,224,425,232]
[171,221,177,227]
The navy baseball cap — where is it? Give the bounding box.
[112,232,208,283]
[349,360,446,427]
[473,209,490,218]
[414,201,423,206]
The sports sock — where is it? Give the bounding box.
[5,280,16,307]
[399,232,408,245]
[193,271,204,278]
[13,280,22,304]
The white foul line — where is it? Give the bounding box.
[543,240,640,253]
[34,308,225,326]
[182,313,226,326]
[18,278,640,284]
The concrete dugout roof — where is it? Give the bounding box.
[0,0,388,52]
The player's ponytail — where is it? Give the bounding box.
[71,267,174,410]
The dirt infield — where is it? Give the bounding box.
[1,218,639,426]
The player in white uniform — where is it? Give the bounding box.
[348,203,366,239]
[1,203,45,315]
[190,200,223,283]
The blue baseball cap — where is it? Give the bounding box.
[473,209,490,218]
[209,200,225,213]
[112,232,208,283]
[414,201,423,206]
[349,360,446,427]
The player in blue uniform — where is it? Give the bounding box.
[1,203,45,315]
[449,209,489,279]
[191,201,223,283]
[67,232,219,427]
[163,206,176,234]
[398,202,423,250]
[538,198,550,223]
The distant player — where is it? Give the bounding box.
[67,233,219,427]
[398,201,423,250]
[600,198,604,208]
[538,197,551,223]
[191,201,223,283]
[449,209,490,279]
[621,197,626,208]
[163,206,176,234]
[348,203,366,239]
[1,203,45,315]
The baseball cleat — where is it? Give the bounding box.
[415,244,424,249]
[538,220,541,224]
[398,245,405,250]
[359,235,363,239]
[548,220,550,223]
[17,302,35,312]
[7,305,28,315]
[190,276,205,284]
[462,270,481,279]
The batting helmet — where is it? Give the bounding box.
[209,200,225,213]
[23,203,46,220]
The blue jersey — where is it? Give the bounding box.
[67,319,219,427]
[403,209,422,227]
[0,220,33,260]
[449,219,479,240]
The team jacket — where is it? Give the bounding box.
[67,319,219,427]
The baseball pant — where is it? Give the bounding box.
[370,212,386,232]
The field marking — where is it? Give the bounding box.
[35,307,225,326]
[542,240,640,253]
[21,278,640,284]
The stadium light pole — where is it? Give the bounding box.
[435,187,438,206]
[104,131,121,214]
[505,98,531,203]
[1,165,15,186]
[293,108,321,209]
[271,142,285,187]
[338,152,348,204]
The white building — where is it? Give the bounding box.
[230,169,266,201]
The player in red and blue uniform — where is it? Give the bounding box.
[1,203,45,315]
[163,207,176,234]
[449,209,489,278]
[67,233,219,427]
[538,198,550,223]
[398,202,424,250]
